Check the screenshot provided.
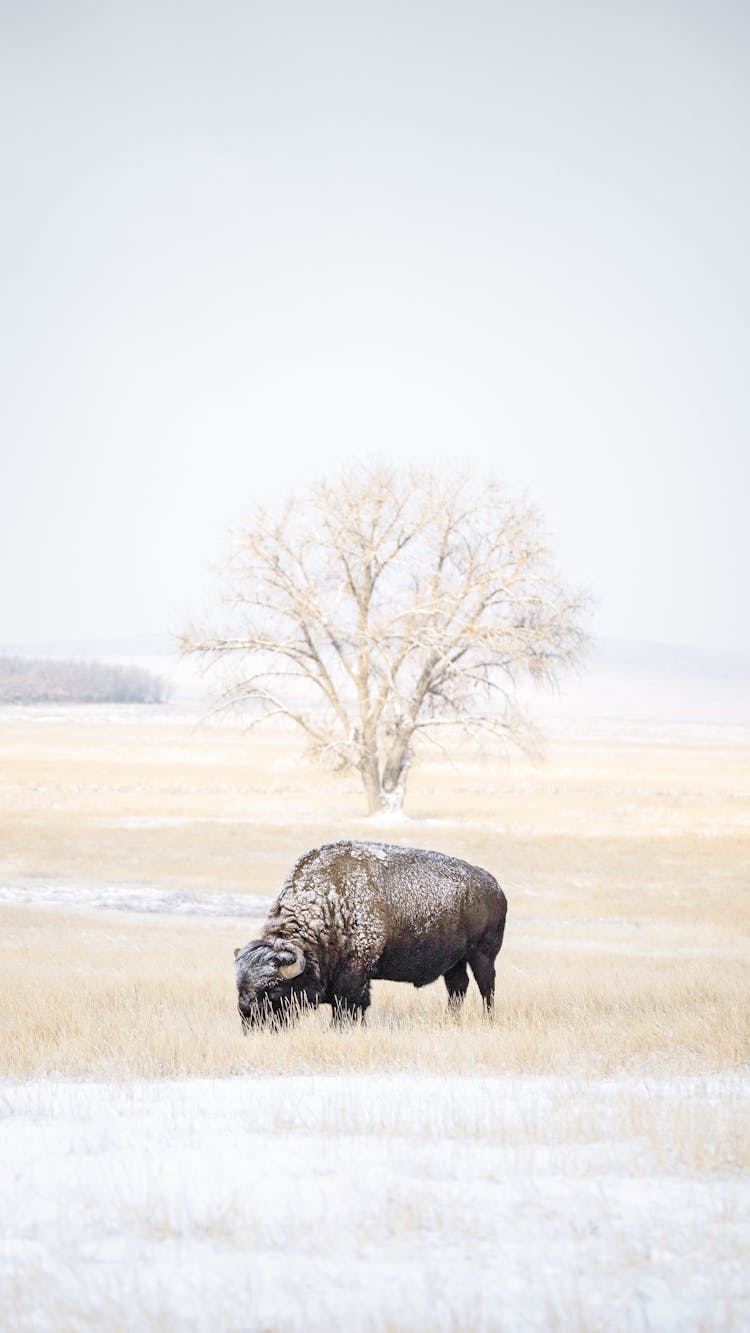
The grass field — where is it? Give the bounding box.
[1,704,748,1080]
[1,702,748,1330]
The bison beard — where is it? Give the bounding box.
[234,840,507,1029]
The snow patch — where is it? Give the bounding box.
[0,882,268,918]
[361,807,412,825]
[0,1073,747,1332]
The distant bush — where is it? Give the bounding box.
[0,656,171,704]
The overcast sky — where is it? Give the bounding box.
[1,1,748,651]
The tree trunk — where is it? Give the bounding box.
[379,770,407,813]
[358,732,411,815]
[376,737,410,814]
[361,778,407,815]
[359,747,384,815]
[359,757,409,815]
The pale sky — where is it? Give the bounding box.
[1,1,748,651]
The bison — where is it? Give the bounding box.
[234,839,507,1027]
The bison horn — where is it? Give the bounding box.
[277,943,306,980]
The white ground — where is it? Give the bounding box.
[0,881,268,917]
[1,1074,747,1332]
[3,640,748,1329]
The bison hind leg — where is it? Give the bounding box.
[443,959,470,1013]
[468,915,506,1016]
[467,948,497,1014]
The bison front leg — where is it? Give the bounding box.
[332,983,371,1026]
[443,959,469,1013]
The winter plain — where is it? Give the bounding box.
[1,645,749,1331]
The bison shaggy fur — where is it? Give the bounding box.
[234,840,507,1027]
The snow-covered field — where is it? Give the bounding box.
[1,637,748,1329]
[1,1073,748,1332]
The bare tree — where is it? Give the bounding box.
[181,464,587,814]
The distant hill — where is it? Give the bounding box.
[0,656,170,704]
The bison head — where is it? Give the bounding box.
[234,938,314,1029]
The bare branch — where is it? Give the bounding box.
[181,463,588,813]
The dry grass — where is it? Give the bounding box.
[0,707,748,1081]
[1,903,747,1081]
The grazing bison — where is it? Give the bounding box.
[234,840,507,1027]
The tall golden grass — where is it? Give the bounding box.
[2,904,747,1081]
[1,710,748,1082]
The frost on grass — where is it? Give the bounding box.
[0,1074,747,1332]
[0,882,269,917]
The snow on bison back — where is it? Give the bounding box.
[234,840,507,1027]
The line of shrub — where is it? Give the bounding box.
[0,656,170,703]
